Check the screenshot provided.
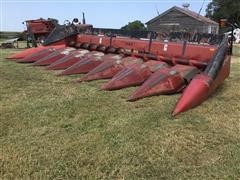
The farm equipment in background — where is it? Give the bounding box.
[23,18,59,47]
[7,19,233,116]
[225,28,240,43]
[0,38,19,48]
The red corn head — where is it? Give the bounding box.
[172,56,231,116]
[172,74,210,116]
[16,48,56,63]
[128,65,199,101]
[7,46,48,60]
[79,56,143,82]
[102,60,168,90]
[59,51,106,75]
[47,49,89,70]
[6,45,65,60]
[32,47,75,66]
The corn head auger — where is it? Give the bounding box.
[7,21,232,116]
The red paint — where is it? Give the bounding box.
[79,56,141,82]
[7,43,66,60]
[32,47,75,66]
[60,51,105,75]
[76,34,217,64]
[17,48,57,63]
[102,60,168,90]
[25,19,56,34]
[128,65,198,101]
[128,68,184,101]
[47,49,89,70]
[173,56,231,116]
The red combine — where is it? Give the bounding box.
[23,18,59,47]
[7,21,232,116]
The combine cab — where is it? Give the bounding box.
[7,21,232,116]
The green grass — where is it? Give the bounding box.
[233,44,240,57]
[0,48,240,179]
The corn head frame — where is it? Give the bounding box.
[7,21,233,116]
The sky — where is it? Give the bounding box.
[0,0,212,32]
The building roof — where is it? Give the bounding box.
[146,6,218,25]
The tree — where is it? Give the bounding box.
[206,0,240,26]
[121,20,147,31]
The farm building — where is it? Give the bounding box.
[146,6,219,34]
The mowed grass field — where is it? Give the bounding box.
[0,47,240,179]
